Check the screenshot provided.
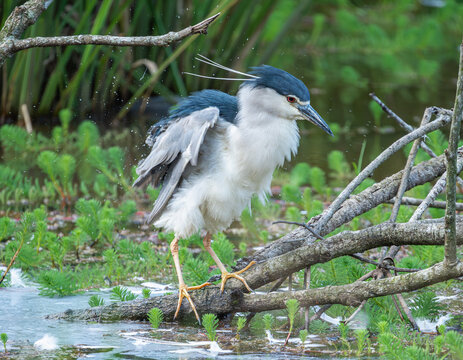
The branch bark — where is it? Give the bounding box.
[47,219,463,321]
[238,147,453,268]
[48,258,463,322]
[444,40,463,266]
[0,0,219,67]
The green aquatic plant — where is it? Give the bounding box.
[88,295,105,307]
[308,167,326,195]
[281,184,302,204]
[445,331,463,359]
[299,329,308,349]
[142,288,151,299]
[289,162,311,187]
[147,307,163,329]
[285,299,300,343]
[355,328,368,356]
[37,269,79,297]
[410,291,442,321]
[210,233,235,267]
[262,313,274,331]
[0,217,15,242]
[338,322,350,351]
[202,313,219,342]
[235,316,246,340]
[0,333,7,353]
[110,286,138,302]
[87,145,131,192]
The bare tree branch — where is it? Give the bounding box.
[444,39,463,266]
[48,260,463,321]
[387,196,463,211]
[239,147,452,268]
[314,114,451,234]
[0,0,219,67]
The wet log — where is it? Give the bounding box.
[47,220,463,322]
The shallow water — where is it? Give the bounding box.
[0,272,330,359]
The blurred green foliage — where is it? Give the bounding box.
[0,0,310,118]
[2,0,460,121]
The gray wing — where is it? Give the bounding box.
[133,107,220,224]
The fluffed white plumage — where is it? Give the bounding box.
[153,86,300,238]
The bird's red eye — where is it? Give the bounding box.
[287,96,296,103]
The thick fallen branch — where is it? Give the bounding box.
[0,0,219,67]
[48,258,463,322]
[237,148,451,268]
[48,219,463,321]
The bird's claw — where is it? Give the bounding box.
[174,282,211,322]
[220,261,256,293]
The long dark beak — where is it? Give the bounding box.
[297,104,333,136]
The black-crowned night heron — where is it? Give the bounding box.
[134,55,333,321]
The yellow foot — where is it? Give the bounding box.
[220,261,256,293]
[174,282,211,322]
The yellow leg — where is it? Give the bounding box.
[203,233,256,293]
[170,237,211,322]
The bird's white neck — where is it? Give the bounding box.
[226,86,300,192]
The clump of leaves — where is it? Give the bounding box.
[235,317,246,340]
[285,299,300,343]
[142,288,151,299]
[355,328,368,356]
[88,295,105,307]
[262,313,274,331]
[110,286,137,301]
[202,313,219,342]
[410,291,442,321]
[299,329,308,348]
[445,331,463,359]
[37,270,79,297]
[338,322,350,350]
[0,333,7,353]
[147,308,163,329]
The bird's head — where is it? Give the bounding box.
[240,65,333,136]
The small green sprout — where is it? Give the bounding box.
[299,329,308,348]
[262,313,274,331]
[285,299,300,344]
[235,317,246,340]
[142,288,151,299]
[147,307,163,329]
[110,286,138,301]
[338,322,350,351]
[355,329,368,356]
[1,333,7,352]
[202,313,219,342]
[88,295,105,307]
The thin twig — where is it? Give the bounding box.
[370,92,463,188]
[304,267,311,330]
[390,108,433,222]
[386,196,463,211]
[0,234,25,285]
[343,300,367,324]
[349,254,419,273]
[273,220,324,240]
